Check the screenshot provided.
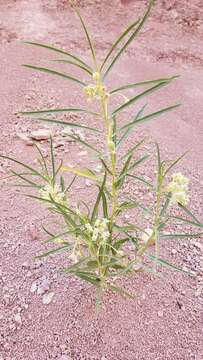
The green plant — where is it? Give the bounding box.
[1,0,202,301]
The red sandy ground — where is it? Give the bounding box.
[0,1,203,360]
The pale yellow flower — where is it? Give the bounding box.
[167,172,189,206]
[39,183,66,205]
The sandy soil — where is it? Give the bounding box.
[0,1,203,360]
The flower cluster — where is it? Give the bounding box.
[39,183,66,205]
[83,72,109,100]
[85,218,110,243]
[167,172,189,206]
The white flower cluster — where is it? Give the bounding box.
[85,218,110,242]
[167,172,189,206]
[39,183,66,205]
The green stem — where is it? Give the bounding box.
[100,88,117,233]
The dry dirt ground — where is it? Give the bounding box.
[0,1,203,360]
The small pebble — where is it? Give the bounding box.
[157,310,164,317]
[14,313,22,325]
[171,249,177,255]
[42,292,54,305]
[30,281,38,293]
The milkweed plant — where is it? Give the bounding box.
[1,0,202,301]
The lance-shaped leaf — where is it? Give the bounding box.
[23,41,92,70]
[10,170,42,189]
[120,104,181,131]
[51,59,93,75]
[164,151,188,175]
[100,17,141,72]
[75,272,101,285]
[110,75,179,94]
[91,172,107,222]
[147,254,194,276]
[103,0,155,79]
[19,107,100,117]
[43,230,73,244]
[107,284,135,299]
[121,139,145,160]
[116,154,149,188]
[23,65,86,86]
[36,244,70,259]
[160,232,203,239]
[113,80,172,115]
[62,166,100,182]
[126,174,153,188]
[178,203,202,225]
[0,155,47,181]
[168,216,203,229]
[30,117,101,133]
[74,8,97,68]
[116,153,132,188]
[66,134,101,155]
[117,105,147,148]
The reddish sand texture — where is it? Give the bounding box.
[0,1,203,360]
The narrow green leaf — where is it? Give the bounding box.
[121,104,181,131]
[100,17,140,72]
[60,175,65,192]
[66,175,77,192]
[178,203,202,225]
[100,158,113,175]
[117,105,147,148]
[121,139,145,160]
[103,0,155,79]
[102,192,108,219]
[160,232,203,239]
[160,194,171,218]
[51,59,92,75]
[36,245,70,259]
[124,197,152,214]
[34,143,49,177]
[20,107,100,117]
[23,41,92,70]
[76,272,101,285]
[114,237,129,250]
[108,284,135,299]
[32,117,101,133]
[66,134,101,155]
[116,154,132,188]
[126,174,153,188]
[50,137,56,184]
[75,8,97,68]
[0,155,47,181]
[91,172,107,222]
[118,154,149,185]
[164,151,188,175]
[10,170,42,188]
[168,216,203,229]
[43,231,72,244]
[110,75,179,94]
[23,65,86,86]
[155,142,161,174]
[62,166,99,182]
[147,254,194,275]
[113,81,172,115]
